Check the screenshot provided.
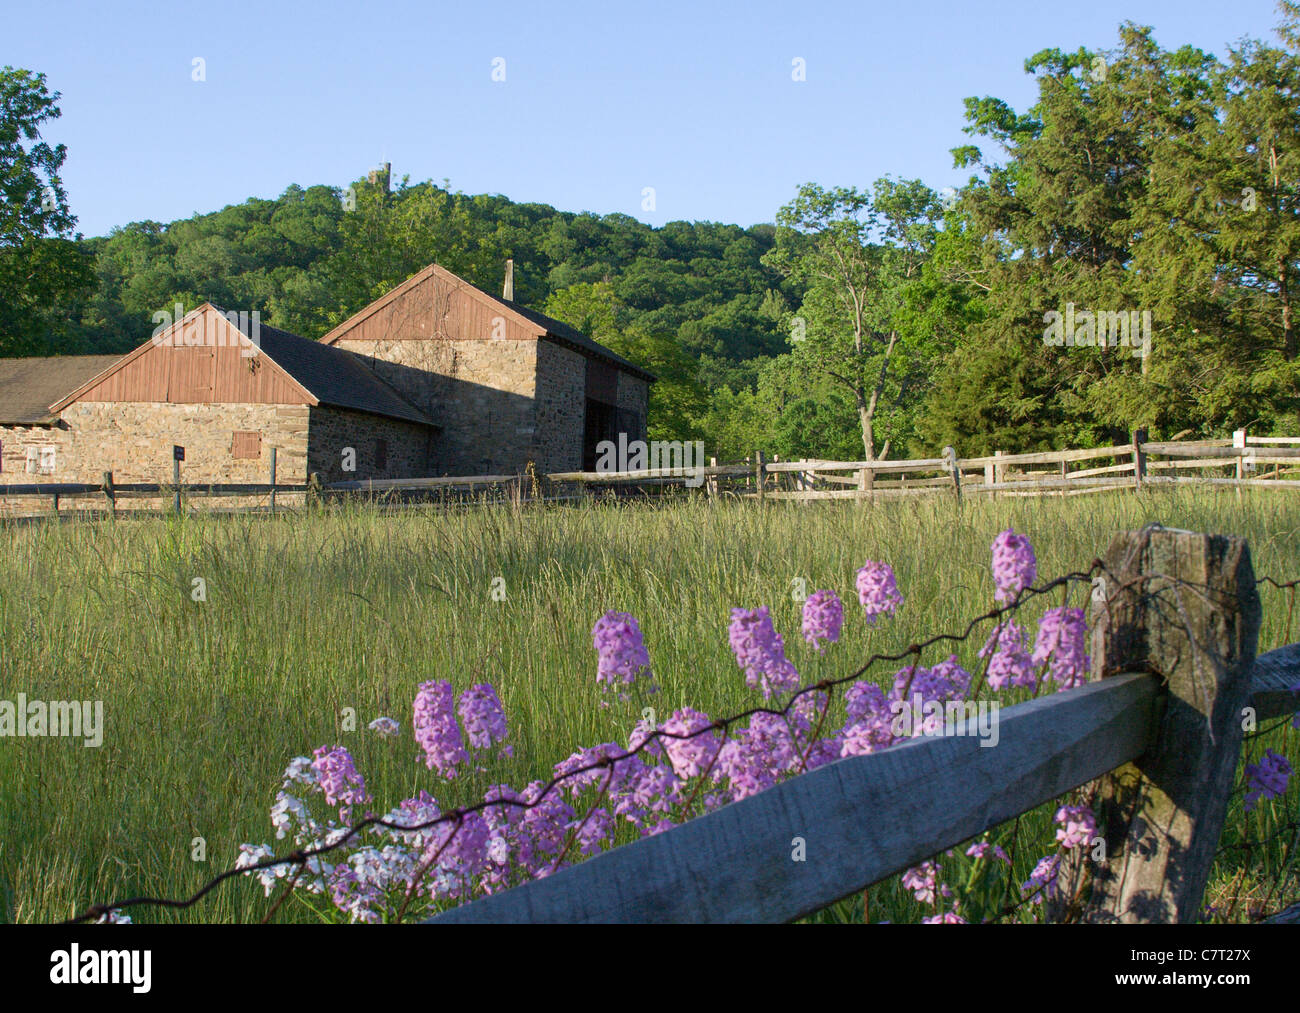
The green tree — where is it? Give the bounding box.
[763,179,941,462]
[0,67,94,355]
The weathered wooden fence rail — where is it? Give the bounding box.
[430,528,1300,923]
[3,431,1299,516]
[0,477,310,515]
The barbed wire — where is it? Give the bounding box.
[62,560,1300,926]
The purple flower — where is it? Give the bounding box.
[554,742,639,798]
[717,713,798,801]
[991,529,1037,602]
[928,655,973,699]
[1022,854,1060,904]
[921,910,967,924]
[328,862,382,923]
[572,807,615,856]
[1054,803,1097,849]
[592,611,654,699]
[457,684,510,754]
[519,782,576,872]
[845,681,888,723]
[965,840,1010,864]
[413,680,469,779]
[1032,608,1090,689]
[660,708,722,780]
[1245,749,1293,812]
[901,860,950,905]
[311,745,369,809]
[856,561,903,623]
[615,761,681,831]
[840,681,895,756]
[979,619,1036,690]
[728,606,800,699]
[801,590,844,652]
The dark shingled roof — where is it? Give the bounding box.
[221,311,435,427]
[501,300,657,383]
[0,355,125,424]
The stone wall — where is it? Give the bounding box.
[534,339,586,473]
[306,405,434,484]
[334,337,538,475]
[0,423,76,482]
[13,403,312,485]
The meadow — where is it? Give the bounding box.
[1,486,1298,923]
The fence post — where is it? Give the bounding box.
[1131,428,1147,492]
[102,471,115,517]
[1081,526,1262,923]
[707,456,717,500]
[173,455,181,514]
[1233,428,1247,484]
[269,447,277,514]
[755,451,766,504]
[308,471,322,507]
[942,446,961,501]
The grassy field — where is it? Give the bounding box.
[1,487,1298,923]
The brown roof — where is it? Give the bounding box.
[0,354,125,424]
[321,263,657,383]
[223,310,435,427]
[46,306,435,429]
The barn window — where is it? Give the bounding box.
[231,431,262,459]
[26,446,55,474]
[375,438,389,471]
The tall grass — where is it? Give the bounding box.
[1,487,1297,923]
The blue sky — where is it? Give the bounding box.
[5,0,1287,238]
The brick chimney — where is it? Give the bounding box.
[503,259,514,301]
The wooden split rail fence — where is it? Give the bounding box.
[2,431,1298,516]
[428,527,1300,923]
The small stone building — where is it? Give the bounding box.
[322,263,654,474]
[0,354,124,480]
[4,304,436,488]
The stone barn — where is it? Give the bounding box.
[321,262,654,474]
[32,304,436,487]
[0,263,654,497]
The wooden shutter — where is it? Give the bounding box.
[231,431,262,459]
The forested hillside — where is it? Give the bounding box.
[49,181,794,451]
[5,9,1300,460]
